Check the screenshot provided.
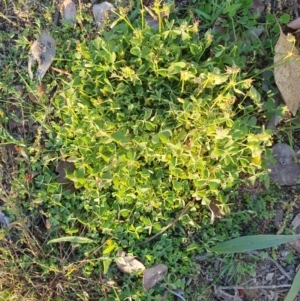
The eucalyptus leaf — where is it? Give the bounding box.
[211,234,300,253]
[284,268,300,301]
[47,236,94,244]
[103,258,112,274]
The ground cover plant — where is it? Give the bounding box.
[2,0,300,300]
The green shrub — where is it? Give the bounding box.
[48,15,270,240]
[32,4,273,299]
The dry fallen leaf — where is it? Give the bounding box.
[292,213,300,229]
[265,272,274,282]
[115,251,145,274]
[1,144,17,164]
[56,160,76,192]
[208,198,229,225]
[14,145,28,159]
[143,264,168,291]
[274,26,300,116]
[268,143,300,185]
[287,17,300,31]
[93,2,115,29]
[28,31,56,81]
[0,210,10,228]
[289,213,300,253]
[58,0,77,24]
[214,286,243,301]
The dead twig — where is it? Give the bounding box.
[276,182,300,235]
[218,284,291,290]
[240,271,268,286]
[0,12,17,26]
[267,256,292,281]
[249,251,292,281]
[78,0,82,15]
[164,287,186,301]
[137,200,193,246]
[51,67,72,76]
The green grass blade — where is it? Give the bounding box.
[285,268,300,301]
[47,236,94,244]
[210,234,300,253]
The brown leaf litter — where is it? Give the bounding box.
[274,24,300,116]
[268,143,300,185]
[28,31,56,81]
[115,251,168,292]
[56,160,76,192]
[115,251,145,274]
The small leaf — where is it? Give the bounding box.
[248,86,261,103]
[137,64,149,75]
[278,13,290,24]
[156,69,168,76]
[130,47,141,56]
[159,130,171,143]
[211,234,300,253]
[168,62,186,74]
[103,239,117,254]
[47,236,94,244]
[120,209,131,218]
[103,258,112,274]
[66,156,80,162]
[111,131,130,144]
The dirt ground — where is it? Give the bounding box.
[2,0,300,300]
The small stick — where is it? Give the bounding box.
[276,194,299,235]
[0,12,17,26]
[51,66,72,76]
[249,250,292,281]
[137,200,193,246]
[78,0,82,15]
[52,7,60,29]
[218,284,291,290]
[267,256,292,281]
[240,271,267,286]
[164,287,187,301]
